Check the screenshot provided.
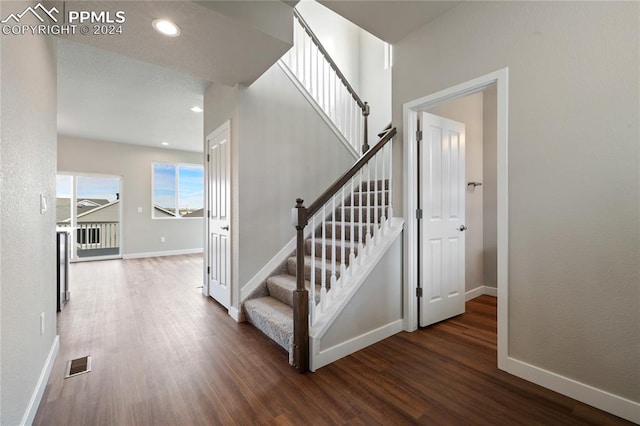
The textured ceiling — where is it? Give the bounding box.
[58,39,209,152]
[55,0,297,153]
[318,1,461,43]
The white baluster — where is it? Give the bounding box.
[330,194,337,299]
[321,204,327,312]
[349,176,356,269]
[388,139,394,224]
[340,186,346,285]
[310,213,316,324]
[374,151,379,243]
[358,168,364,265]
[366,162,372,254]
[381,145,387,234]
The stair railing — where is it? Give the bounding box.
[282,9,370,154]
[291,126,396,372]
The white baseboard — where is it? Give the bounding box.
[20,335,59,426]
[123,248,203,260]
[228,306,245,323]
[465,285,497,301]
[505,357,640,424]
[311,320,403,371]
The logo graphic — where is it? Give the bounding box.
[1,3,59,24]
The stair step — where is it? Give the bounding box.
[356,179,389,191]
[304,238,357,264]
[266,274,321,307]
[319,221,374,240]
[243,297,293,354]
[287,255,339,285]
[344,190,389,207]
[332,206,387,223]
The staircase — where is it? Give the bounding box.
[244,179,391,365]
[240,6,400,371]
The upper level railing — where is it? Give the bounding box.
[282,9,370,154]
[291,126,396,372]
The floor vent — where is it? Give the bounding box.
[64,356,91,379]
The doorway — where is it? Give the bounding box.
[403,68,509,369]
[56,173,123,261]
[204,121,232,309]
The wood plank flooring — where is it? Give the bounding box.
[34,255,633,425]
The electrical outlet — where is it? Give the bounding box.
[160,236,166,243]
[40,312,45,335]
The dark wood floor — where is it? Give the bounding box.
[35,255,632,425]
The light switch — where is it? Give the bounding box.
[137,207,143,213]
[40,194,48,215]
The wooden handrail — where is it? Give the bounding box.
[306,127,396,217]
[291,126,396,373]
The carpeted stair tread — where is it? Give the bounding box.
[356,179,389,191]
[319,221,375,240]
[344,190,390,206]
[287,255,338,284]
[243,297,293,359]
[266,274,321,306]
[332,206,387,222]
[304,238,356,264]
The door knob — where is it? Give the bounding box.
[221,225,229,231]
[458,225,467,231]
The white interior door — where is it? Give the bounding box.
[207,125,231,309]
[419,112,466,327]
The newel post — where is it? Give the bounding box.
[362,102,370,153]
[291,198,309,372]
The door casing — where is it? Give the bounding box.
[402,68,509,370]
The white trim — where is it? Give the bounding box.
[277,60,359,160]
[122,248,203,260]
[310,320,403,372]
[465,285,498,301]
[239,234,297,302]
[402,69,509,372]
[505,357,640,424]
[228,306,244,323]
[310,218,404,339]
[20,335,59,426]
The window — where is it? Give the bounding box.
[152,162,204,218]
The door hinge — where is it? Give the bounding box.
[207,266,210,274]
[416,287,423,298]
[416,130,423,142]
[416,208,423,220]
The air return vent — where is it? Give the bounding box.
[64,355,91,378]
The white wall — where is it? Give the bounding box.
[427,92,485,292]
[296,0,392,142]
[483,87,497,288]
[58,137,204,256]
[204,64,356,308]
[0,14,58,425]
[235,64,355,292]
[359,30,392,137]
[296,0,361,92]
[393,1,639,403]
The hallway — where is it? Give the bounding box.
[35,255,632,425]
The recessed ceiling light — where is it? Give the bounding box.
[190,106,203,113]
[161,142,169,146]
[152,19,181,37]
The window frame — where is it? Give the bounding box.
[151,161,204,220]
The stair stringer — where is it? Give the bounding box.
[309,217,404,371]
